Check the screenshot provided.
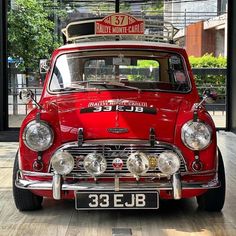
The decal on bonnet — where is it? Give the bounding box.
[88,99,148,107]
[80,105,157,114]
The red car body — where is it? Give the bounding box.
[14,39,224,211]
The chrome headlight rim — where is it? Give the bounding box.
[181,120,212,151]
[23,120,54,152]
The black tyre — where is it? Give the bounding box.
[197,148,225,212]
[12,152,43,211]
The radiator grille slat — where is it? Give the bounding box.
[50,143,187,176]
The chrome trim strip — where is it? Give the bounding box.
[83,139,151,144]
[15,177,220,191]
[16,170,220,193]
[20,169,217,179]
[19,170,53,177]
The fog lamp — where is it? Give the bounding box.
[127,152,149,176]
[83,153,107,176]
[158,151,180,175]
[51,151,74,175]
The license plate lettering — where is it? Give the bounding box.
[88,194,99,207]
[114,193,124,207]
[88,194,110,208]
[76,192,158,210]
[135,194,146,207]
[124,194,134,207]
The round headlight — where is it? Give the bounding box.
[84,153,107,176]
[158,151,180,175]
[23,120,54,151]
[181,121,212,150]
[51,151,74,175]
[127,152,149,176]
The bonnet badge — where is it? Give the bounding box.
[108,128,129,134]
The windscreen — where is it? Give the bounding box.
[49,50,191,93]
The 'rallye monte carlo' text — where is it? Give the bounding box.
[13,14,225,212]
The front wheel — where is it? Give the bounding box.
[197,148,225,212]
[12,151,43,211]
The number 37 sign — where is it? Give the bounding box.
[95,13,144,35]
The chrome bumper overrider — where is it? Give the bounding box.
[15,170,220,200]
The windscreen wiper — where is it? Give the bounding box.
[52,86,98,92]
[91,81,141,92]
[53,81,141,92]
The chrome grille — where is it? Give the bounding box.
[50,142,187,176]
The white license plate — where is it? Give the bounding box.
[75,191,159,210]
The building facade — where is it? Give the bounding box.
[164,0,218,30]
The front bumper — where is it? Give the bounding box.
[15,170,220,200]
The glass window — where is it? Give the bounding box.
[50,51,191,93]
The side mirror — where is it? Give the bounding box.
[19,89,34,104]
[39,59,50,74]
[19,89,42,109]
[203,89,218,104]
[196,88,218,110]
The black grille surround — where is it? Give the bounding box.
[49,141,187,178]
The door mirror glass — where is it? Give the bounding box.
[39,59,50,74]
[203,89,218,104]
[19,89,34,104]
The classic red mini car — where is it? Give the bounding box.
[13,14,225,211]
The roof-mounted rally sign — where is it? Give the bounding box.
[95,14,144,35]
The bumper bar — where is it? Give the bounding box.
[15,170,220,200]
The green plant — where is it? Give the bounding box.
[189,54,227,96]
[8,0,66,72]
[141,2,163,13]
[189,54,226,68]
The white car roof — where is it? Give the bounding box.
[59,40,183,50]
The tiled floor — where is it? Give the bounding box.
[0,132,236,236]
